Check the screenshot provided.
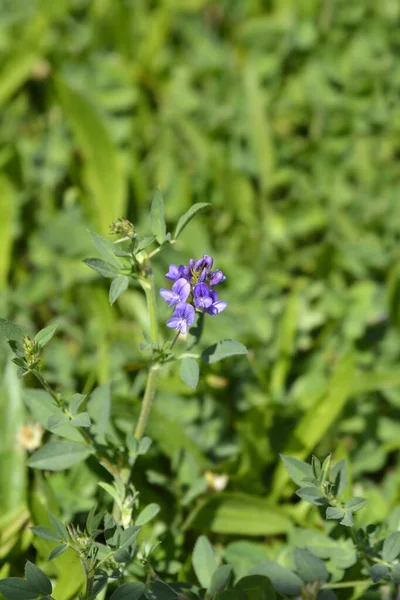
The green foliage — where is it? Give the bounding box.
[192,536,217,588]
[180,357,200,390]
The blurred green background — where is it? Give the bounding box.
[2,0,400,594]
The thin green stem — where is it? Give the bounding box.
[371,556,392,568]
[148,240,176,260]
[133,264,161,443]
[140,273,159,347]
[134,364,160,441]
[321,580,369,590]
[169,330,180,350]
[84,573,94,600]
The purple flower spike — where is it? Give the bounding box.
[194,283,213,309]
[162,256,226,337]
[167,302,195,334]
[208,269,226,286]
[205,290,227,316]
[160,278,191,307]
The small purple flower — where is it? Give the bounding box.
[205,290,227,316]
[167,302,195,334]
[194,254,213,272]
[208,269,226,286]
[193,283,213,309]
[165,264,182,281]
[160,278,191,307]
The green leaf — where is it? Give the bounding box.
[114,548,132,563]
[208,565,233,596]
[174,203,211,239]
[250,562,303,595]
[293,548,328,584]
[86,506,104,537]
[31,526,62,543]
[70,413,91,428]
[109,582,146,600]
[383,531,400,562]
[27,439,91,471]
[345,497,366,513]
[392,563,400,584]
[34,324,58,349]
[311,456,321,479]
[340,511,354,527]
[183,493,291,536]
[49,544,68,560]
[109,275,129,305]
[235,575,275,600]
[180,357,199,389]
[319,455,331,484]
[326,507,345,520]
[150,581,180,600]
[280,455,313,487]
[88,230,121,268]
[201,340,248,364]
[87,383,111,442]
[151,189,166,244]
[138,436,152,455]
[0,578,39,600]
[136,236,156,252]
[330,459,347,497]
[56,76,126,234]
[24,389,82,442]
[25,562,52,596]
[47,414,70,430]
[296,487,327,506]
[192,535,217,589]
[370,563,389,583]
[83,258,119,279]
[69,394,86,415]
[49,513,68,542]
[120,526,140,549]
[92,577,108,598]
[98,482,122,509]
[0,319,25,342]
[224,542,271,581]
[135,503,160,526]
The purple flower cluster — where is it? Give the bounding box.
[160,254,227,334]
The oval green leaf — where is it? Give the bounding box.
[27,440,91,471]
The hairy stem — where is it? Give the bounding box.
[134,266,161,441]
[140,270,159,347]
[134,364,160,441]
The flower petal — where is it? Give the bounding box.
[165,264,180,281]
[209,270,226,286]
[172,278,191,302]
[166,317,181,329]
[182,303,195,325]
[213,301,227,313]
[160,289,179,306]
[180,321,189,334]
